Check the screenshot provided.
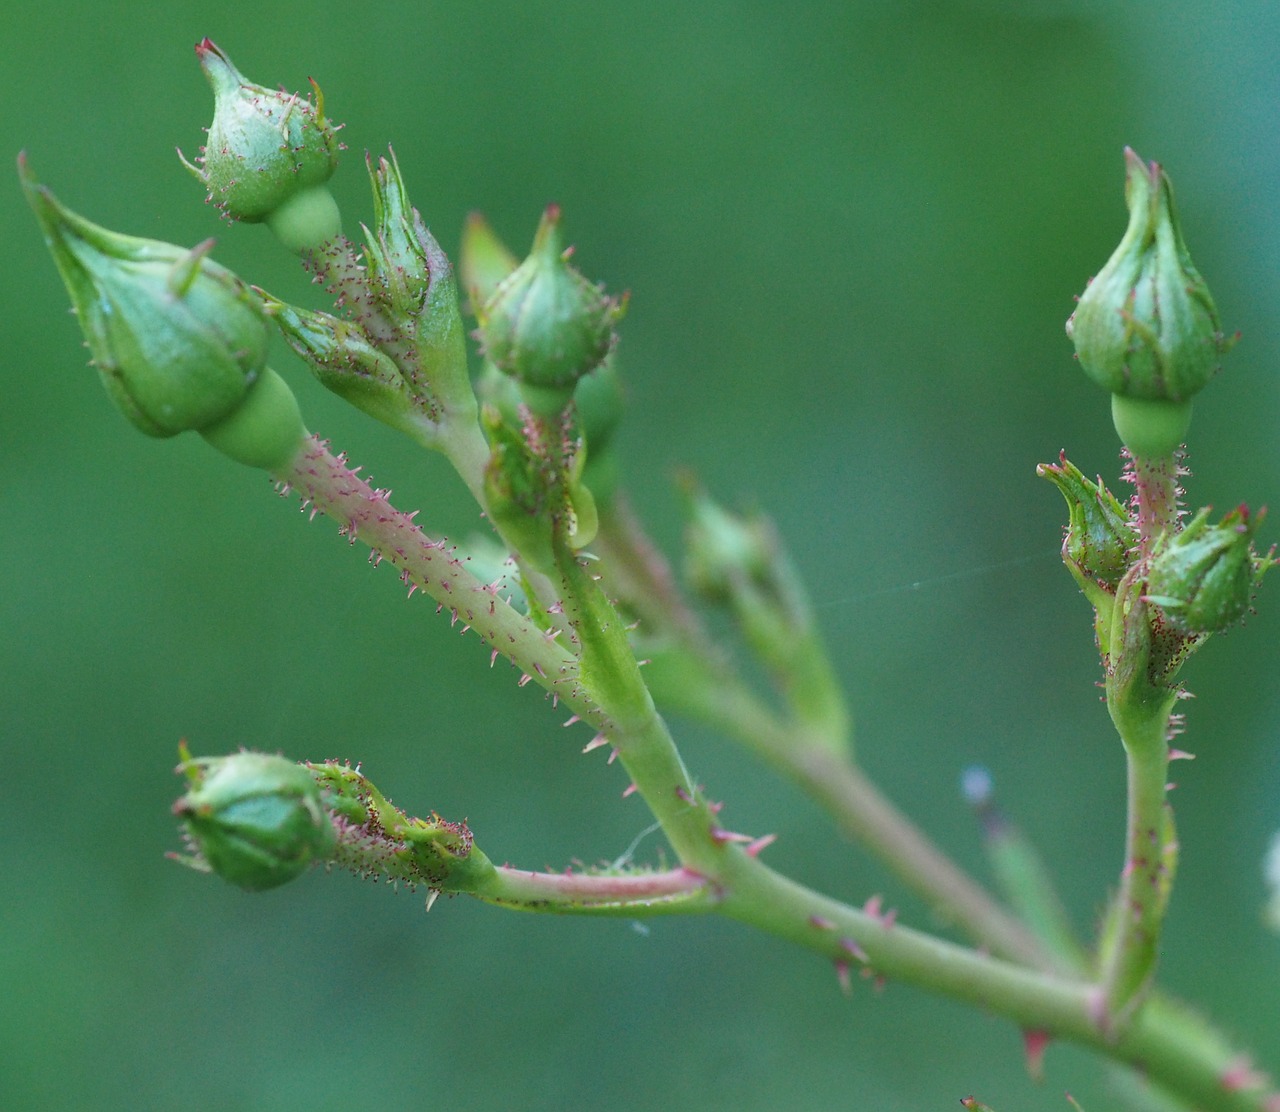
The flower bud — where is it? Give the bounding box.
[1037,454,1137,595]
[21,157,272,438]
[262,293,421,430]
[357,149,472,415]
[1066,149,1232,457]
[1145,506,1272,635]
[477,205,625,417]
[173,751,336,891]
[360,149,433,319]
[180,39,342,253]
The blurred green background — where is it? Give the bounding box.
[4,2,1278,1109]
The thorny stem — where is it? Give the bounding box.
[276,435,583,710]
[717,854,1279,1112]
[1130,451,1180,556]
[274,432,1276,1108]
[656,656,1051,969]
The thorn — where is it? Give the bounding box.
[808,916,835,931]
[709,826,753,844]
[834,959,852,996]
[607,747,620,764]
[424,889,439,912]
[674,785,693,804]
[563,715,581,728]
[1022,1028,1051,1082]
[1221,1056,1267,1092]
[490,649,500,667]
[518,674,532,687]
[1169,748,1196,761]
[745,834,777,857]
[622,783,638,798]
[839,937,868,963]
[582,734,610,754]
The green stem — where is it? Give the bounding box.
[276,436,582,705]
[716,853,1277,1112]
[1131,452,1180,556]
[650,649,1049,968]
[1100,675,1175,1026]
[475,864,712,915]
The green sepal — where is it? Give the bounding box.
[1037,454,1138,651]
[262,293,443,442]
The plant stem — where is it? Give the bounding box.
[650,650,1049,968]
[1131,452,1180,555]
[476,864,712,915]
[276,435,582,705]
[716,853,1278,1112]
[1101,667,1176,1026]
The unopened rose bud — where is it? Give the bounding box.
[22,157,307,471]
[1066,149,1233,457]
[477,205,625,417]
[181,39,342,253]
[173,752,336,892]
[1145,506,1272,635]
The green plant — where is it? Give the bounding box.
[21,40,1278,1111]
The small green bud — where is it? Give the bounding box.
[262,294,426,431]
[1037,454,1138,596]
[459,211,519,316]
[1067,149,1229,403]
[1067,150,1234,458]
[1146,506,1273,635]
[683,484,775,605]
[1265,830,1280,933]
[357,149,473,416]
[477,205,625,417]
[173,751,336,891]
[360,148,433,319]
[21,157,274,439]
[181,39,342,252]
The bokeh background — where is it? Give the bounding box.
[4,2,1278,1109]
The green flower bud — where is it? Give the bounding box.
[1067,150,1234,458]
[173,751,336,891]
[180,39,342,252]
[1038,454,1138,595]
[21,157,273,438]
[360,148,433,319]
[357,149,473,415]
[1145,506,1273,635]
[682,484,775,606]
[1067,148,1229,402]
[477,205,625,417]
